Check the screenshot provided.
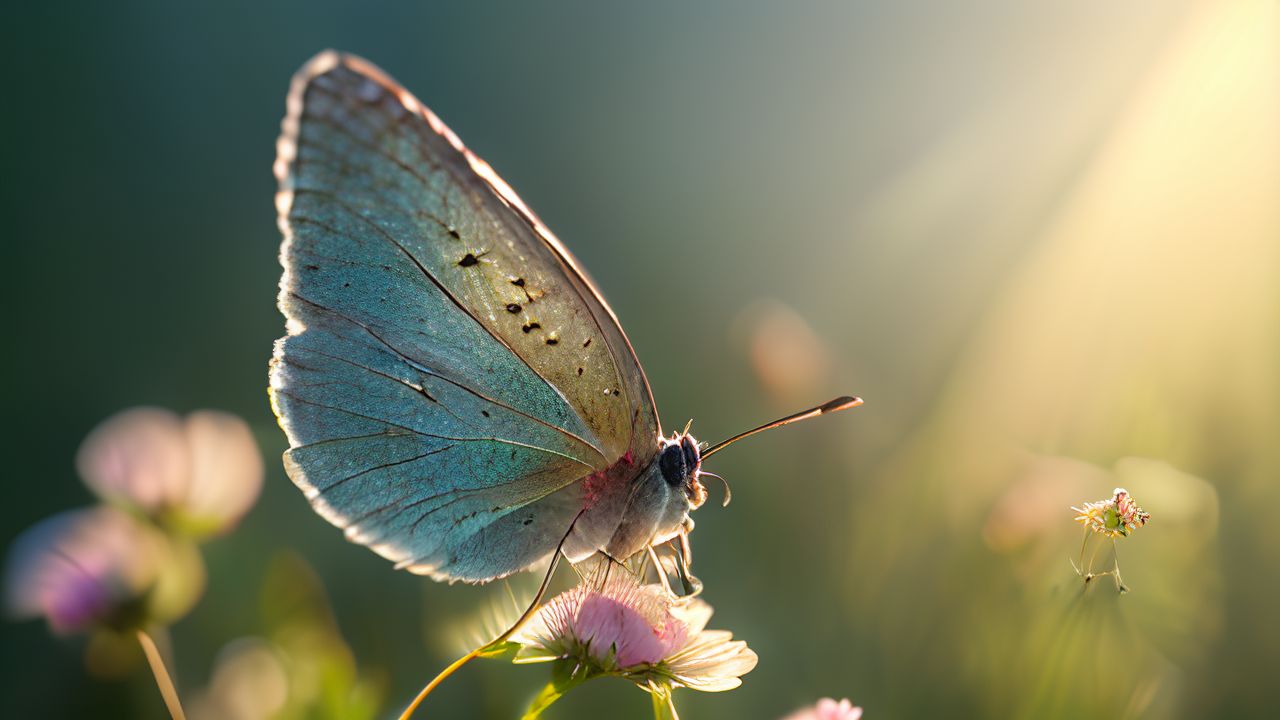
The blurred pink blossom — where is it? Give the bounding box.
[783,697,864,720]
[78,408,264,537]
[4,507,163,634]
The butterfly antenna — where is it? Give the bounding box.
[701,395,863,460]
[697,470,732,507]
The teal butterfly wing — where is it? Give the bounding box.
[270,51,660,583]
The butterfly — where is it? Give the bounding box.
[269,50,860,591]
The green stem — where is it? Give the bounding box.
[400,537,568,720]
[651,684,680,720]
[521,669,588,719]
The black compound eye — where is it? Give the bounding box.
[680,436,700,471]
[659,444,687,486]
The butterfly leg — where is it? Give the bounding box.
[668,529,703,598]
[586,549,635,593]
[398,511,584,720]
[646,545,676,596]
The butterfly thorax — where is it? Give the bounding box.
[568,432,707,565]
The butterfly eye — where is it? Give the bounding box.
[680,435,700,471]
[658,444,687,487]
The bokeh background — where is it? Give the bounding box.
[3,0,1277,718]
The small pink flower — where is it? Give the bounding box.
[5,507,163,633]
[783,697,864,720]
[513,569,757,692]
[1072,487,1150,539]
[78,408,264,537]
[571,581,689,667]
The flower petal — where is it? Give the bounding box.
[669,596,714,636]
[782,697,864,720]
[666,633,758,692]
[77,408,190,513]
[4,507,162,633]
[574,592,686,667]
[179,411,264,536]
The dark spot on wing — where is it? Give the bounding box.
[522,517,533,526]
[545,334,559,346]
[511,276,535,302]
[458,253,479,267]
[577,367,584,376]
[506,303,522,313]
[304,264,320,271]
[448,226,461,239]
[583,338,592,348]
[342,282,351,288]
[522,322,541,333]
[481,410,490,418]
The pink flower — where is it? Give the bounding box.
[513,569,757,692]
[783,697,864,720]
[78,408,264,537]
[1072,487,1150,539]
[4,507,177,634]
[571,581,689,667]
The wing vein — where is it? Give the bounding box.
[275,389,596,468]
[292,343,608,463]
[313,444,455,496]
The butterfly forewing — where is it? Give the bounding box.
[271,52,659,582]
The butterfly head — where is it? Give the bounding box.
[658,431,708,510]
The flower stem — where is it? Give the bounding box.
[398,531,570,720]
[136,628,186,720]
[397,646,483,720]
[521,667,588,720]
[1073,526,1090,576]
[651,684,680,720]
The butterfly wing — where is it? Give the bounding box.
[270,51,659,583]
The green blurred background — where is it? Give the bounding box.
[4,0,1278,717]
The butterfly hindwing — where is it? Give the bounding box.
[271,51,659,582]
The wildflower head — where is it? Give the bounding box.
[783,698,864,720]
[1072,487,1150,538]
[3,507,201,634]
[512,566,758,693]
[77,408,264,538]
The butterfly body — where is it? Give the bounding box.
[270,51,707,583]
[577,432,708,564]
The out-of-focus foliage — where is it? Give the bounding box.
[2,1,1276,718]
[187,553,383,720]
